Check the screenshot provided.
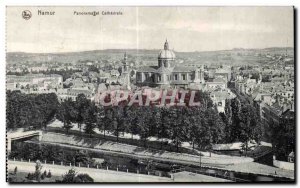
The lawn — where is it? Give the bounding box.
[7,170,62,183]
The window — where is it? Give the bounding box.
[157,75,161,82]
[182,74,186,80]
[164,61,168,68]
[174,74,178,80]
[137,73,142,81]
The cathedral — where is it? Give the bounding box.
[136,40,205,89]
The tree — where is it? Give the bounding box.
[110,107,126,142]
[14,166,18,175]
[229,98,242,142]
[136,107,152,147]
[34,160,43,182]
[76,94,89,133]
[83,103,97,137]
[75,174,94,182]
[61,169,94,183]
[152,107,165,149]
[61,168,77,182]
[6,91,59,130]
[272,111,295,161]
[223,99,233,142]
[96,106,105,138]
[239,104,261,156]
[123,106,138,141]
[186,107,200,151]
[74,150,90,165]
[191,106,225,155]
[57,98,74,134]
[101,108,114,139]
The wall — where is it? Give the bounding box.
[273,159,294,171]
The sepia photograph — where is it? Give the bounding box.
[5,6,295,183]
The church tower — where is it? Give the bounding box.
[123,52,129,72]
[121,52,131,90]
[200,65,205,83]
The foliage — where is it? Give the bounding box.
[60,168,94,183]
[10,143,94,166]
[47,170,52,178]
[6,91,59,130]
[271,111,295,161]
[7,90,263,153]
[221,98,262,151]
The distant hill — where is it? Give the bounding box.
[6,47,294,65]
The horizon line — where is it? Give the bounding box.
[6,46,294,55]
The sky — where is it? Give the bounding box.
[6,6,294,53]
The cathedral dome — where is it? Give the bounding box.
[158,40,176,59]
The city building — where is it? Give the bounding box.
[6,74,63,91]
[136,40,205,89]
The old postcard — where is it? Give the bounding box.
[6,6,295,183]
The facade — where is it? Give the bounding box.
[6,74,63,91]
[136,40,205,89]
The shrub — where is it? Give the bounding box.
[43,170,47,177]
[75,173,94,182]
[26,173,34,180]
[41,174,45,180]
[47,170,52,178]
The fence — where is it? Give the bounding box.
[10,158,252,182]
[10,158,171,178]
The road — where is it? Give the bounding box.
[221,162,294,180]
[33,140,294,180]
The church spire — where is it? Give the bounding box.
[164,39,169,50]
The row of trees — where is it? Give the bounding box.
[220,98,262,151]
[7,90,262,152]
[270,111,295,161]
[56,92,225,151]
[10,142,94,166]
[7,91,59,130]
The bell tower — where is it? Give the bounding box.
[123,52,129,72]
[121,52,131,90]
